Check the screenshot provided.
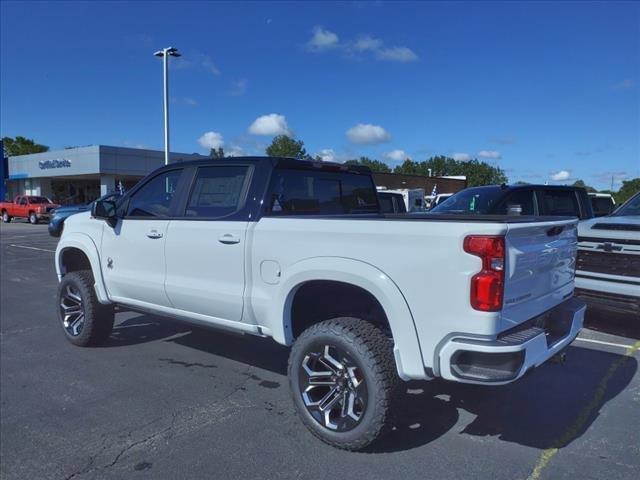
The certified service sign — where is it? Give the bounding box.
[39,159,72,170]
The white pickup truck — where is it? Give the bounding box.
[54,157,585,450]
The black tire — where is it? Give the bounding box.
[57,270,114,347]
[29,212,38,224]
[288,317,399,450]
[1,211,10,223]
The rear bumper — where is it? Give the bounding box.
[438,297,585,385]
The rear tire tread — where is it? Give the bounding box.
[289,317,399,451]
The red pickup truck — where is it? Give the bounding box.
[1,196,61,224]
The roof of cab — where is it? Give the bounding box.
[156,156,372,174]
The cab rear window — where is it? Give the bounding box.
[266,168,379,215]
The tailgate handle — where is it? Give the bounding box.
[546,226,565,237]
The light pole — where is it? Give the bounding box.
[153,47,181,165]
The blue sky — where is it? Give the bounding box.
[1,1,638,189]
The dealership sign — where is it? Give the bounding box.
[39,159,72,170]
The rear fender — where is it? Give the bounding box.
[273,257,426,380]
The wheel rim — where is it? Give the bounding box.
[2,213,7,221]
[60,285,85,336]
[298,344,368,431]
[30,214,36,223]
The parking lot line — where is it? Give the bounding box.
[575,337,635,350]
[526,340,640,480]
[8,244,55,253]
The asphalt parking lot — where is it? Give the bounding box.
[1,221,639,480]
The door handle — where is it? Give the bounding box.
[146,230,163,239]
[218,233,240,245]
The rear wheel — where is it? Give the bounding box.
[57,270,114,346]
[29,212,38,224]
[1,211,10,223]
[288,317,399,450]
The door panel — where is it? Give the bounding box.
[101,219,172,306]
[164,164,251,322]
[99,168,184,307]
[164,221,248,321]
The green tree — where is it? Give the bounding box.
[615,178,640,205]
[2,136,49,156]
[572,179,597,193]
[209,147,225,158]
[265,135,309,160]
[393,155,507,186]
[344,156,391,173]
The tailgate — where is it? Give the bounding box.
[501,219,578,329]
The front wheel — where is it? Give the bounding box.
[57,270,114,346]
[29,212,38,224]
[1,211,10,223]
[288,317,399,450]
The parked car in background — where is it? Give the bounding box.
[55,156,584,450]
[575,192,640,317]
[377,190,407,213]
[430,184,594,219]
[381,188,426,212]
[1,195,60,224]
[428,192,454,210]
[48,192,122,237]
[589,192,616,217]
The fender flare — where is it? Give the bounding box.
[272,257,426,380]
[55,233,110,304]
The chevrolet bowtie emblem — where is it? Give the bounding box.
[599,242,622,252]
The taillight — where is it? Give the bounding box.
[463,235,505,312]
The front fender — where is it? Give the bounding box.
[55,232,110,304]
[273,257,426,380]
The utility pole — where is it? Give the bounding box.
[153,47,181,165]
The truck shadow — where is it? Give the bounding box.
[370,345,637,453]
[105,315,637,454]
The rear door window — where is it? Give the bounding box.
[184,165,250,218]
[266,168,378,215]
[540,190,580,217]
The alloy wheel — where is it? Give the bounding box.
[298,344,367,431]
[60,285,85,336]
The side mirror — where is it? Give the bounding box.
[92,199,118,227]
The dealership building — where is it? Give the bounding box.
[5,145,205,204]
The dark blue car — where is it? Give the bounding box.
[48,192,121,237]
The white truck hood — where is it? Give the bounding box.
[578,215,640,241]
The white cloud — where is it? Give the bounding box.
[452,153,471,161]
[385,149,409,162]
[353,35,383,52]
[317,149,336,162]
[198,131,224,150]
[226,145,245,157]
[550,170,571,181]
[248,113,292,136]
[478,150,502,160]
[346,123,391,145]
[199,54,221,76]
[229,79,247,96]
[307,26,339,50]
[376,46,418,62]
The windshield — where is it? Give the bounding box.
[430,186,503,214]
[612,193,640,216]
[28,196,51,204]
